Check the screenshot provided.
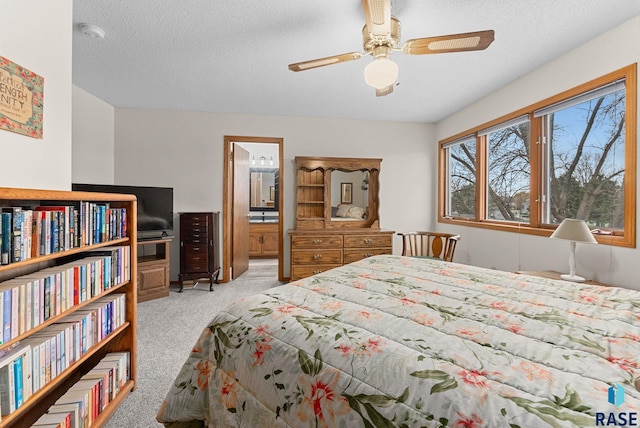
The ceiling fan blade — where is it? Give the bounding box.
[376,85,394,97]
[288,52,362,72]
[362,0,391,37]
[402,30,495,55]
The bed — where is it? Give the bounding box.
[156,255,640,427]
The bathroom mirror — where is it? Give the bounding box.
[250,167,279,211]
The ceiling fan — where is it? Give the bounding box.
[288,0,495,97]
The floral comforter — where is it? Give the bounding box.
[157,255,640,427]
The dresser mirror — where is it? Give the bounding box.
[250,167,279,211]
[330,170,370,222]
[294,156,381,229]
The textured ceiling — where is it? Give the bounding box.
[72,1,640,123]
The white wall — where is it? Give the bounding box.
[114,109,434,279]
[0,0,73,190]
[72,85,115,184]
[436,16,640,290]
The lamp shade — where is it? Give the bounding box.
[364,57,398,89]
[550,219,598,244]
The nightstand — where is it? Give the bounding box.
[515,270,611,287]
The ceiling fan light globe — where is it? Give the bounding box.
[364,57,398,89]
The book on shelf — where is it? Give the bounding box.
[0,278,33,338]
[54,388,90,428]
[80,369,110,413]
[83,245,130,287]
[16,209,33,263]
[0,342,31,416]
[46,401,81,428]
[0,212,9,264]
[20,334,49,394]
[97,351,129,389]
[31,410,72,428]
[0,285,10,344]
[0,282,18,343]
[67,377,101,424]
[0,208,21,264]
[34,206,74,252]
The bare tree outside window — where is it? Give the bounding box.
[486,122,531,222]
[545,90,625,229]
[448,139,476,218]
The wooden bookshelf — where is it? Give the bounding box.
[0,187,137,427]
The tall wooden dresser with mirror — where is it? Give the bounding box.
[289,156,394,280]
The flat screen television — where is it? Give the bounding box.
[72,183,174,240]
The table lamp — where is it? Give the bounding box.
[550,218,598,282]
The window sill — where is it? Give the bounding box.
[439,216,634,248]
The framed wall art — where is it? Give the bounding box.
[341,182,353,204]
[0,56,44,139]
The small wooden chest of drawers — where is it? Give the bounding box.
[289,230,394,280]
[179,212,220,291]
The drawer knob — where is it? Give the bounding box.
[312,254,322,259]
[364,239,372,244]
[312,239,322,244]
[313,270,322,274]
[364,253,373,257]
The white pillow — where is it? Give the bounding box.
[335,204,352,217]
[344,206,366,219]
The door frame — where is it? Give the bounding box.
[222,135,284,283]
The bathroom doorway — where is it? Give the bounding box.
[222,136,284,282]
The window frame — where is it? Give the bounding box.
[438,64,636,248]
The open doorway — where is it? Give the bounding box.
[222,136,284,282]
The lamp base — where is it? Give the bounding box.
[560,273,585,283]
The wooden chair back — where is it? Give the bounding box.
[398,231,460,262]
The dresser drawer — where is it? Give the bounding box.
[182,224,209,236]
[182,232,208,244]
[291,235,343,249]
[183,214,209,223]
[185,253,207,264]
[291,264,341,281]
[343,248,392,264]
[344,234,392,248]
[183,243,209,255]
[186,261,209,272]
[292,249,342,264]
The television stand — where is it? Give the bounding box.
[138,237,173,302]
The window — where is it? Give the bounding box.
[539,81,626,229]
[482,116,531,223]
[439,65,636,247]
[444,136,476,218]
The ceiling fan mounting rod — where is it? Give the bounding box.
[362,16,401,52]
[370,45,391,59]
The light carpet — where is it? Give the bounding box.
[105,259,284,427]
